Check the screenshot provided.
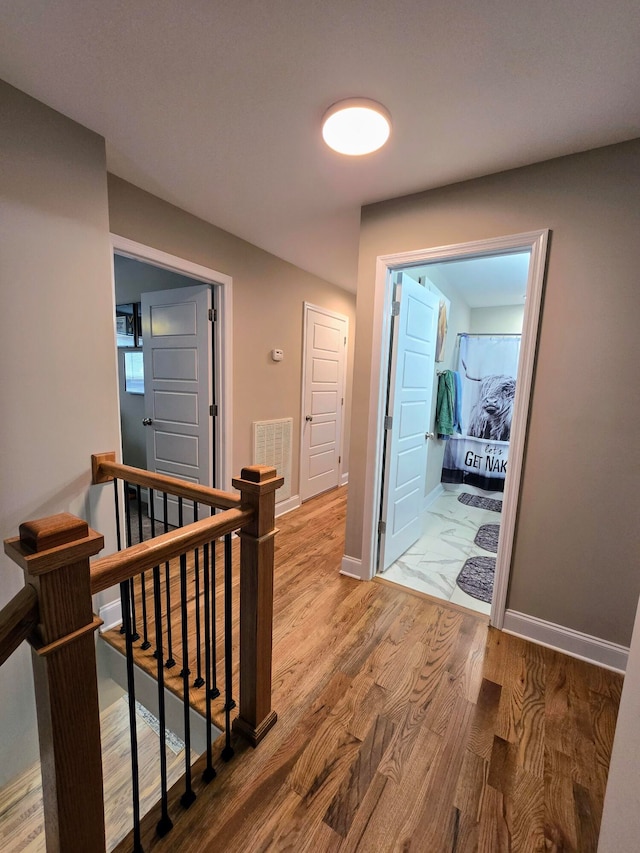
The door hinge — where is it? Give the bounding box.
[391,301,400,316]
[384,415,393,430]
[341,397,344,406]
[344,336,347,345]
[208,308,217,321]
[210,404,218,416]
[378,520,387,536]
[338,456,341,464]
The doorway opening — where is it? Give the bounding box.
[110,236,234,495]
[360,231,548,627]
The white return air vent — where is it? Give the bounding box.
[252,418,292,502]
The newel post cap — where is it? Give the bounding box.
[232,466,284,495]
[5,513,104,575]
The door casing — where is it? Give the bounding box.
[110,234,234,492]
[342,230,549,629]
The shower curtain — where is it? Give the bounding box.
[441,334,521,492]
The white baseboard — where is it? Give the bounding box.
[340,554,365,580]
[276,494,301,518]
[98,599,122,633]
[503,609,628,673]
[424,482,444,511]
[340,472,349,487]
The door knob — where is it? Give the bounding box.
[305,415,313,422]
[425,431,435,440]
[142,418,153,426]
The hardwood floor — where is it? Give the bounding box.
[0,697,195,852]
[105,486,622,852]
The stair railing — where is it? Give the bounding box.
[1,455,283,852]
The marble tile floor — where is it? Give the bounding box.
[379,485,505,616]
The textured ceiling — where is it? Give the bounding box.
[1,0,639,291]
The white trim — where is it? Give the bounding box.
[424,482,444,511]
[340,554,365,580]
[275,494,301,517]
[111,235,229,285]
[503,610,628,674]
[110,234,234,491]
[340,472,349,487]
[360,231,549,632]
[300,302,349,501]
[490,231,548,629]
[98,599,122,633]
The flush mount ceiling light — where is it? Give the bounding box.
[322,98,391,156]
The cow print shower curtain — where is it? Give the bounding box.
[441,333,521,493]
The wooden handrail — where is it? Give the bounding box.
[1,461,283,851]
[0,584,39,666]
[91,452,241,510]
[90,505,254,594]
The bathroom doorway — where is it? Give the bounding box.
[366,231,548,626]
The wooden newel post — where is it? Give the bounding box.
[4,513,106,853]
[231,465,283,746]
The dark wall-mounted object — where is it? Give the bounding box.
[116,303,142,347]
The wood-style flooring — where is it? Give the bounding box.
[105,486,623,852]
[0,697,195,853]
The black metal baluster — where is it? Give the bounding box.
[150,490,161,662]
[163,492,175,669]
[124,482,140,642]
[209,510,220,700]
[115,480,127,636]
[137,485,151,650]
[178,498,190,681]
[193,503,204,688]
[201,541,216,783]
[221,532,234,761]
[114,479,123,551]
[121,579,144,853]
[179,501,196,806]
[152,561,173,837]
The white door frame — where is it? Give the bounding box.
[300,302,349,499]
[355,230,548,629]
[110,234,234,491]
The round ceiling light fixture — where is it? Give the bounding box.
[322,98,391,156]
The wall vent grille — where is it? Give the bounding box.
[252,417,292,502]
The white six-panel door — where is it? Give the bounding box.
[380,277,439,571]
[300,304,348,502]
[141,285,213,525]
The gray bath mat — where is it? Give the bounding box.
[458,492,503,513]
[474,523,500,553]
[456,556,495,603]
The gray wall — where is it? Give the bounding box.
[115,253,199,301]
[0,82,121,785]
[345,139,640,646]
[469,305,524,334]
[108,175,357,492]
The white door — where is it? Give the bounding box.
[379,276,439,571]
[141,285,213,525]
[300,304,348,501]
